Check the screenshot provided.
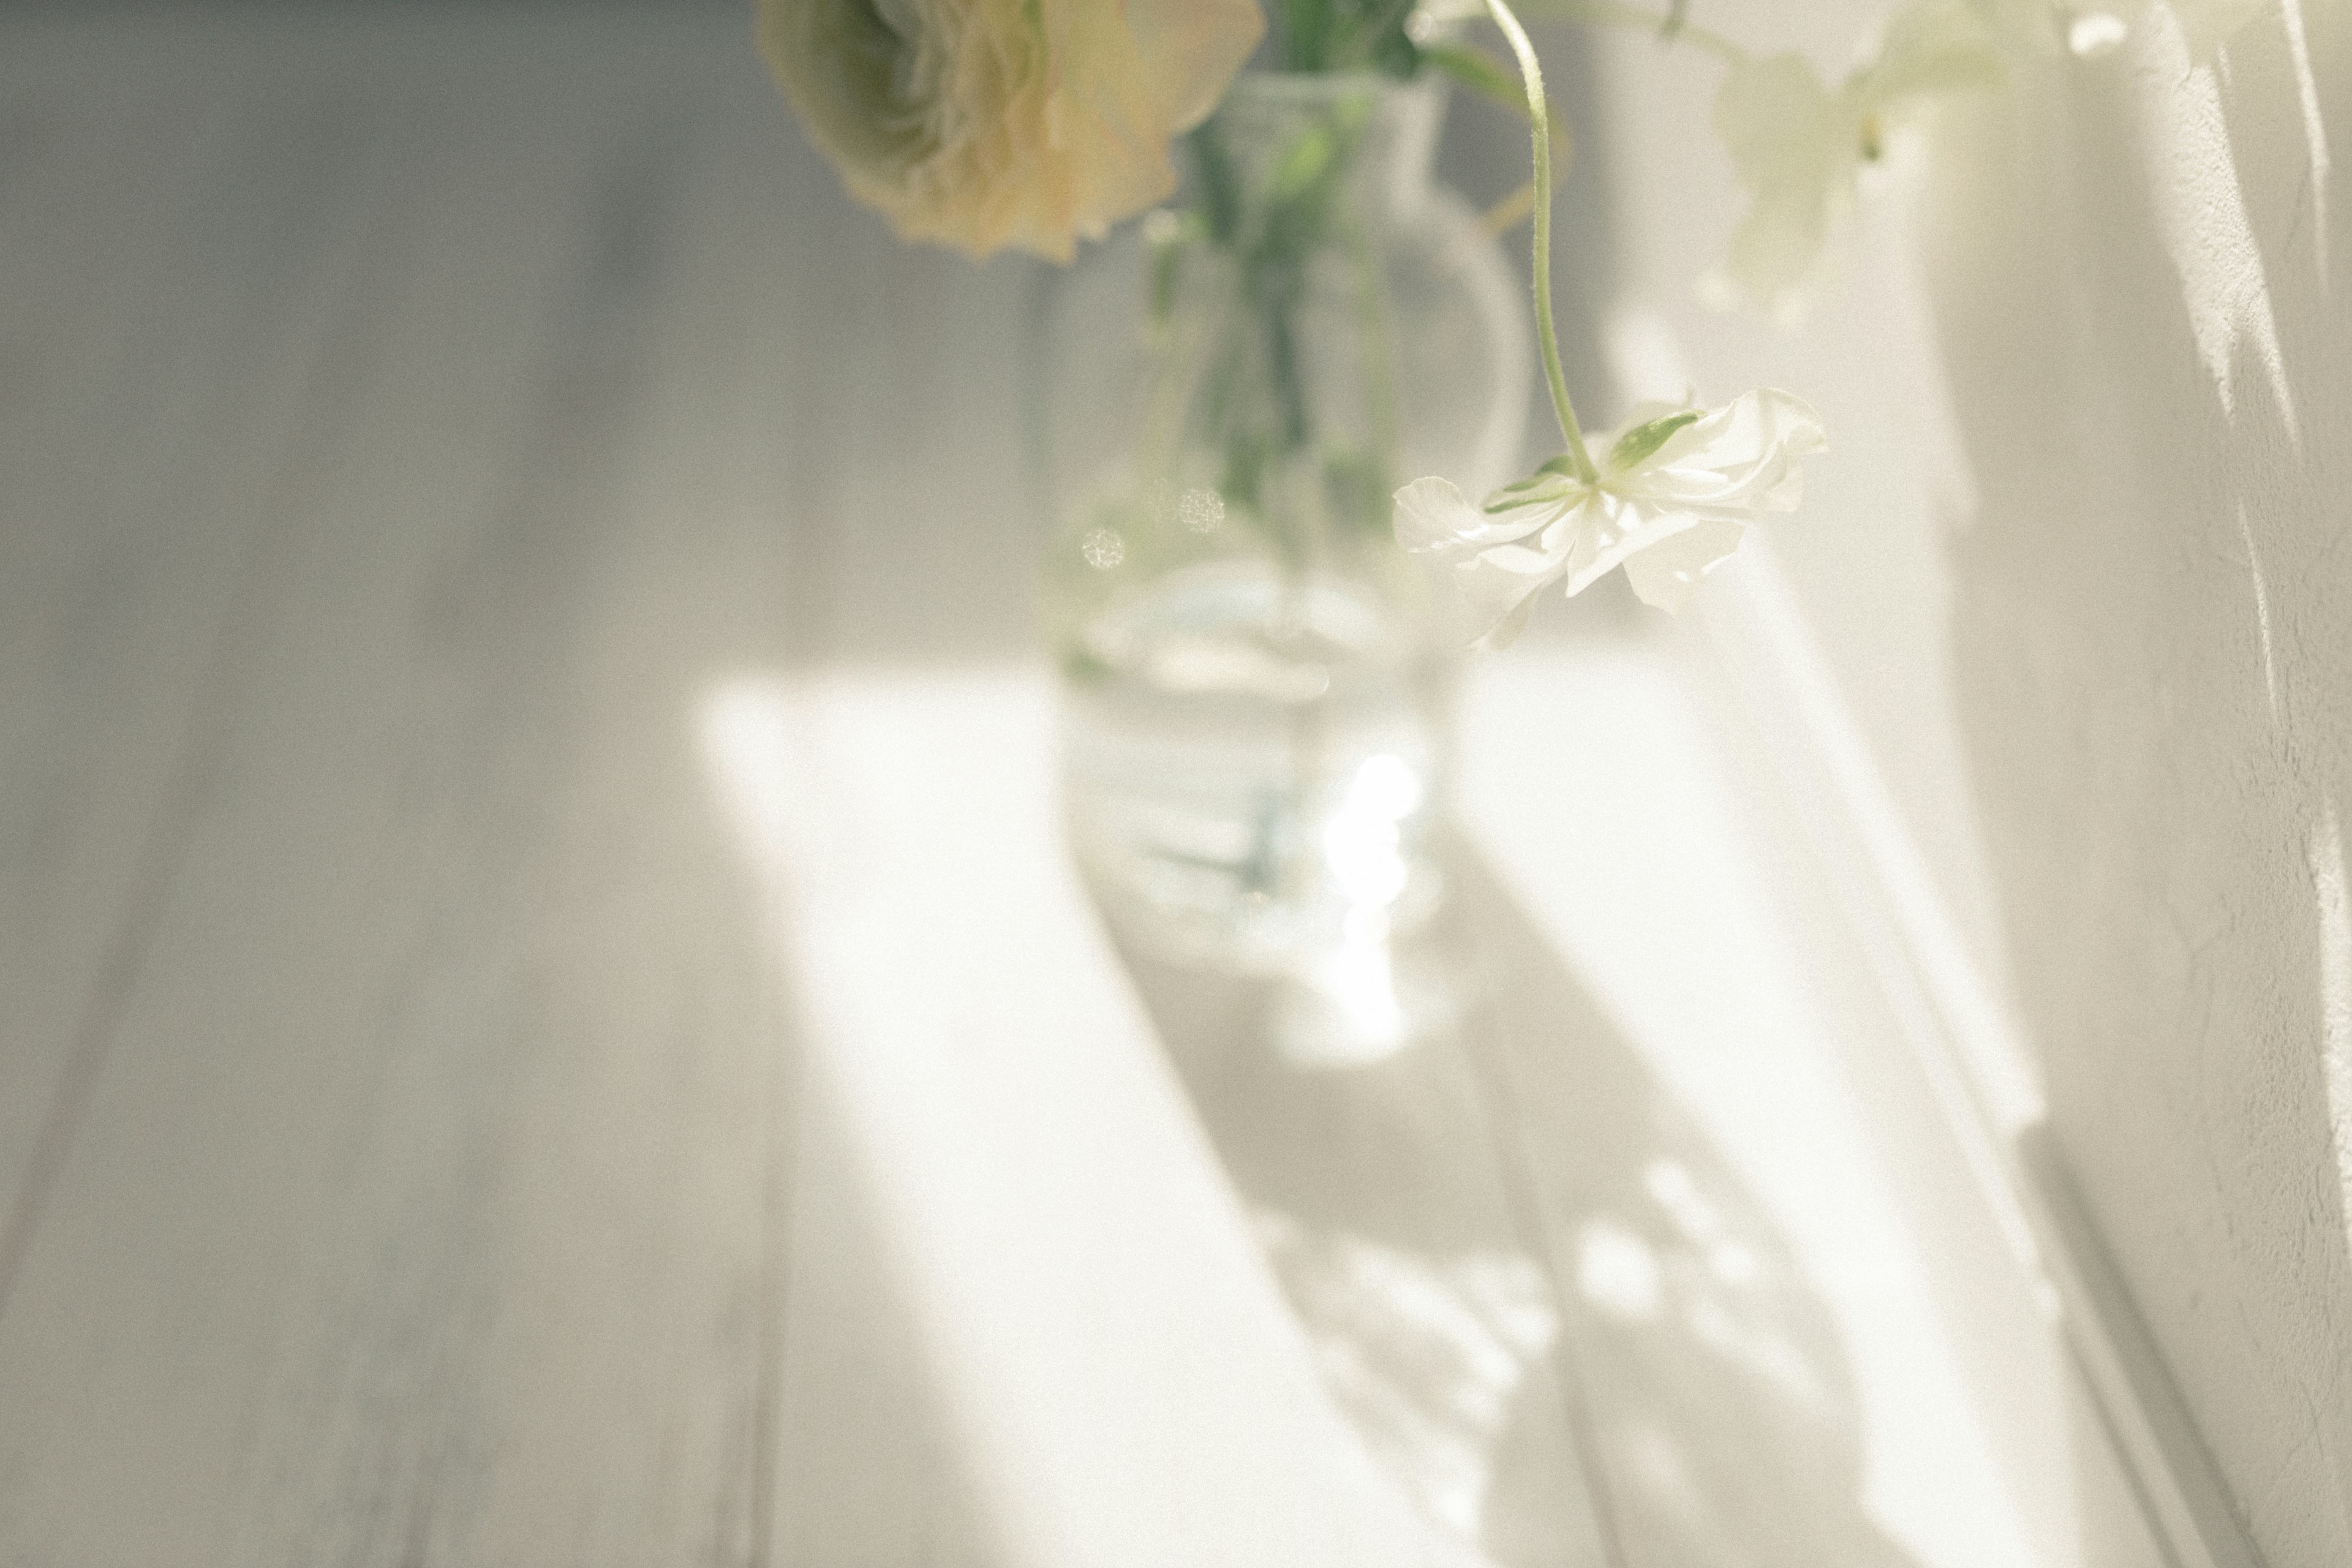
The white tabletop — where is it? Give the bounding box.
[1,9,2059,1566]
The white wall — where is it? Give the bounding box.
[1918,6,2352,1562]
[1566,0,2350,1559]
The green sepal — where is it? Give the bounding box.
[1608,409,1702,470]
[1479,453,1585,513]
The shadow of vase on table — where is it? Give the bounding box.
[1100,840,1925,1568]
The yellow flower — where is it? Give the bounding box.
[760,0,1265,263]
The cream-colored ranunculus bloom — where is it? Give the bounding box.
[1711,0,2000,317]
[760,0,1265,263]
[1393,388,1826,646]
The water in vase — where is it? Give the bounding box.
[1060,560,1450,971]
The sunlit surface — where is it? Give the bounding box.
[2312,798,2352,1253]
[2129,4,2297,434]
[697,671,1447,1568]
[698,629,2046,1567]
[2281,0,2333,279]
[6,1,2333,1559]
[1460,625,2036,1568]
[2235,502,2285,723]
[1253,1212,1561,1547]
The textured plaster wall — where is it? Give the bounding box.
[1917,6,2352,1560]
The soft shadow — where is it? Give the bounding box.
[1920,10,2352,1556]
[1101,839,1924,1568]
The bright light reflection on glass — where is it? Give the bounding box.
[1321,753,1422,913]
[1281,754,1435,1066]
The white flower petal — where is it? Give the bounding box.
[1453,510,1580,642]
[1395,473,1578,647]
[1623,519,1748,612]
[1713,55,1853,313]
[1392,475,1482,554]
[1393,473,1562,555]
[1559,495,1707,600]
[1411,388,1821,633]
[1852,1,2005,101]
[1711,4,2001,316]
[1606,388,1826,516]
[1475,587,1544,651]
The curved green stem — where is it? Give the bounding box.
[1482,0,1596,483]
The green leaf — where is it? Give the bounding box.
[1608,409,1702,470]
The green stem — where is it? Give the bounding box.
[1482,0,1596,483]
[1333,0,1419,68]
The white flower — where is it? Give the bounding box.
[1393,389,1826,646]
[1711,0,2001,316]
[758,0,1264,263]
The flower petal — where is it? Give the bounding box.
[1125,0,1267,132]
[1395,476,1584,646]
[1392,474,1557,554]
[1558,493,1706,600]
[760,0,1263,263]
[1711,55,1853,312]
[1474,585,1544,651]
[1449,525,1573,647]
[1851,1,2004,102]
[1607,387,1825,516]
[1392,475,1482,554]
[1622,519,1747,611]
[1411,387,1820,631]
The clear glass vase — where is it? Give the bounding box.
[1031,72,1528,974]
